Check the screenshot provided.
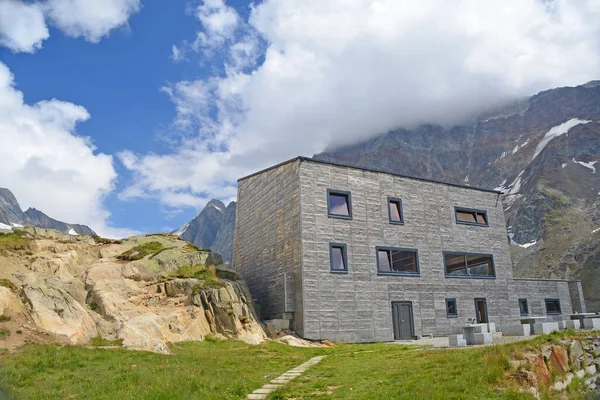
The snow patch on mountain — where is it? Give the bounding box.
[504,170,525,208]
[519,240,537,248]
[209,203,224,212]
[532,119,591,161]
[573,158,597,173]
[68,228,77,236]
[494,179,507,192]
[562,163,568,168]
[593,227,600,234]
[11,223,23,227]
[173,221,190,237]
[0,222,13,230]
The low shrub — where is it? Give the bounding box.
[169,265,226,288]
[0,315,12,322]
[118,241,166,261]
[92,235,123,245]
[0,278,17,291]
[90,335,124,347]
[0,231,29,252]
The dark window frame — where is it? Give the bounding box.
[387,197,404,225]
[454,206,489,227]
[375,246,420,276]
[329,242,348,273]
[518,298,529,316]
[326,189,353,219]
[443,251,496,279]
[446,298,458,318]
[545,298,562,315]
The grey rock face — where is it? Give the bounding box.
[0,188,25,225]
[0,188,96,235]
[175,200,236,263]
[24,208,96,235]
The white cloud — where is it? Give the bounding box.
[0,62,137,238]
[0,1,48,53]
[124,0,600,209]
[192,0,240,52]
[0,0,141,53]
[45,0,141,42]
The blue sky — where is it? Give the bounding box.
[0,0,598,237]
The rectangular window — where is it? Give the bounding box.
[327,189,352,219]
[545,298,562,315]
[455,207,488,226]
[376,247,419,275]
[446,298,458,318]
[519,298,529,316]
[329,243,348,273]
[388,197,403,224]
[444,252,495,278]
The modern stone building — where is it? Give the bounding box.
[233,157,586,342]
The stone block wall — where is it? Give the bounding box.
[233,160,304,333]
[297,160,575,341]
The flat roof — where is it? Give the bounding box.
[238,156,503,195]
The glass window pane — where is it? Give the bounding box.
[445,254,467,275]
[329,193,350,216]
[466,255,494,276]
[447,300,456,315]
[546,300,561,314]
[456,210,477,223]
[331,246,346,270]
[378,250,391,272]
[389,201,401,221]
[390,250,417,273]
[476,213,487,224]
[519,299,528,315]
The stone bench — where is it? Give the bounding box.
[449,334,467,347]
[502,324,531,336]
[582,317,600,330]
[566,320,581,330]
[473,332,493,345]
[533,322,560,335]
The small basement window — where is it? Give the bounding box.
[376,247,419,275]
[329,243,348,273]
[446,298,458,317]
[388,197,403,224]
[327,189,352,219]
[545,298,562,315]
[455,207,488,226]
[519,298,529,316]
[444,252,495,278]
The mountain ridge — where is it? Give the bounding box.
[0,188,96,235]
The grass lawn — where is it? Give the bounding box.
[269,343,526,400]
[0,340,326,400]
[0,332,595,399]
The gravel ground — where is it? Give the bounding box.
[390,334,536,349]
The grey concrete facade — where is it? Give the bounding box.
[233,157,586,342]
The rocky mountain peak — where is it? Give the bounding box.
[174,200,236,263]
[0,188,96,235]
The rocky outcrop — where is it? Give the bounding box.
[511,335,600,398]
[0,188,96,235]
[20,284,98,344]
[0,229,265,353]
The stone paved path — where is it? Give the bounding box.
[246,355,326,400]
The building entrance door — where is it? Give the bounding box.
[475,298,488,323]
[392,301,414,340]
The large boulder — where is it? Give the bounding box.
[20,284,97,344]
